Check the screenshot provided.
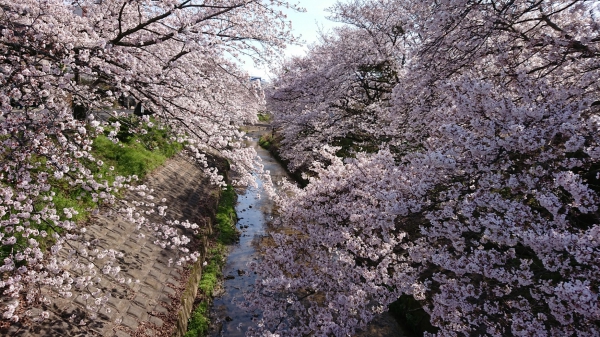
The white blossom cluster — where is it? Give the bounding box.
[249,0,600,336]
[0,0,295,324]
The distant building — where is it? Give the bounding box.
[249,76,269,89]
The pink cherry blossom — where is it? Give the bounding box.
[249,0,600,335]
[1,0,296,324]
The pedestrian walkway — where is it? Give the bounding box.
[1,155,219,337]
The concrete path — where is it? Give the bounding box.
[1,155,219,337]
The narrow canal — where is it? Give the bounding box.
[207,128,407,337]
[207,127,288,337]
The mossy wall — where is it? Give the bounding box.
[176,182,238,337]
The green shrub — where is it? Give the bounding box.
[186,247,227,337]
[185,185,238,336]
[215,185,237,244]
[257,112,271,122]
[258,134,272,150]
[185,301,210,337]
[199,248,225,296]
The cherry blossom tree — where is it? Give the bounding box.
[250,0,600,335]
[0,0,295,324]
[267,0,403,171]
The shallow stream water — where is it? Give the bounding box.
[207,128,289,337]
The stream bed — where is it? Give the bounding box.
[207,128,289,337]
[207,129,408,337]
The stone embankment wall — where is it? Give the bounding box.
[173,235,209,337]
[1,155,224,337]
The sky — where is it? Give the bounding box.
[239,0,343,79]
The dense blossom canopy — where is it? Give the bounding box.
[0,0,294,324]
[249,0,600,336]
